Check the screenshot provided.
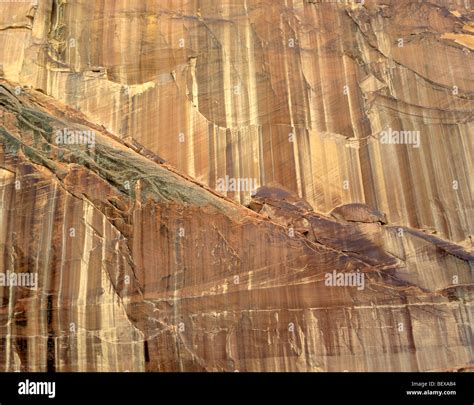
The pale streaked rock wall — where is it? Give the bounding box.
[0,0,472,372]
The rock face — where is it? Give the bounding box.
[0,0,472,372]
[330,203,387,224]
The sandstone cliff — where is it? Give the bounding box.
[0,0,472,371]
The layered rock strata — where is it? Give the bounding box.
[0,0,472,371]
[0,81,472,371]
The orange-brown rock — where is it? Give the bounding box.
[0,0,472,372]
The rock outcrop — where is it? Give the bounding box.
[0,0,472,372]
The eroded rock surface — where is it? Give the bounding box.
[0,0,472,372]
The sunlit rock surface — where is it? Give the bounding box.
[0,0,472,371]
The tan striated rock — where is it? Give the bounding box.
[0,0,472,372]
[0,0,472,243]
[330,203,387,224]
[0,80,472,372]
